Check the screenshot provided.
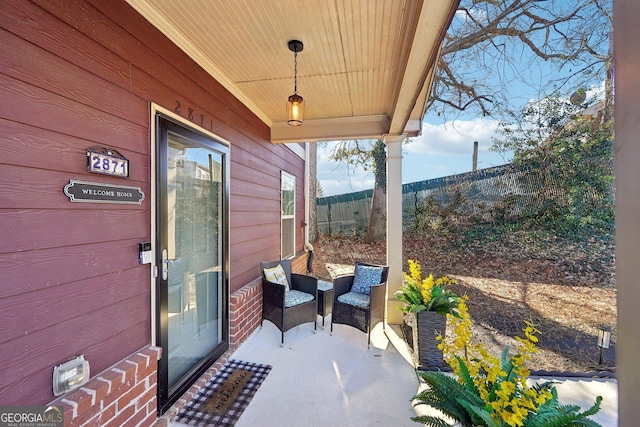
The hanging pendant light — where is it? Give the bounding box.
[287,40,304,126]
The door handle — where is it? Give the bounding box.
[162,249,169,280]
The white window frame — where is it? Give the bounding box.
[281,171,295,259]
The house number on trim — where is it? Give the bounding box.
[175,100,214,131]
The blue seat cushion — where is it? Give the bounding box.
[337,291,370,309]
[284,290,314,308]
[351,264,383,295]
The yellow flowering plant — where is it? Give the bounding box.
[396,260,461,317]
[411,299,603,427]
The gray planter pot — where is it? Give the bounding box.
[404,311,448,371]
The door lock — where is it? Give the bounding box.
[161,249,169,280]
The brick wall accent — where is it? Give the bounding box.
[229,277,263,350]
[50,346,162,427]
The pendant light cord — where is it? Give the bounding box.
[293,50,298,95]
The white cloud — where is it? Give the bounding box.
[316,141,374,196]
[406,118,500,156]
[316,119,506,196]
[455,8,487,23]
[586,82,606,102]
[320,176,374,196]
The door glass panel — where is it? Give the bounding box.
[166,133,223,388]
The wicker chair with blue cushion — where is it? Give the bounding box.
[330,261,389,348]
[260,259,318,345]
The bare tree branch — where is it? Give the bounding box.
[429,0,612,119]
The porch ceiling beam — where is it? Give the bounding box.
[388,1,457,136]
[271,115,392,144]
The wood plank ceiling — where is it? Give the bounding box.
[125,0,458,143]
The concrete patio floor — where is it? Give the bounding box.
[172,317,618,427]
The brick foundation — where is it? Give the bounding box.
[48,258,308,426]
[229,277,263,349]
[50,346,162,427]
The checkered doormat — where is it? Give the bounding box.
[174,359,272,426]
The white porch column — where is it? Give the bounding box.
[384,135,404,324]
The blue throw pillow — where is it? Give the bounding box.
[351,264,383,295]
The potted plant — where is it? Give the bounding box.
[411,300,603,427]
[395,259,461,370]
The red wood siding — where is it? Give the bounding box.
[229,138,307,289]
[0,0,306,406]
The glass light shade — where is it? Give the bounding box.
[287,93,304,126]
[53,355,90,396]
[597,327,611,349]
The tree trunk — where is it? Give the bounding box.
[365,139,387,243]
[602,26,614,128]
[308,143,319,242]
[365,184,386,243]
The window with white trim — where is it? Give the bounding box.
[281,171,295,259]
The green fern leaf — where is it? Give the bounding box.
[525,394,603,427]
[420,371,490,423]
[410,415,455,427]
[458,399,500,427]
[416,371,481,425]
[454,356,480,396]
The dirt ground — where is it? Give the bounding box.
[311,233,617,375]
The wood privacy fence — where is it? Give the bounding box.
[315,162,595,236]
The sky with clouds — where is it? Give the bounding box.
[316,83,605,197]
[316,117,509,197]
